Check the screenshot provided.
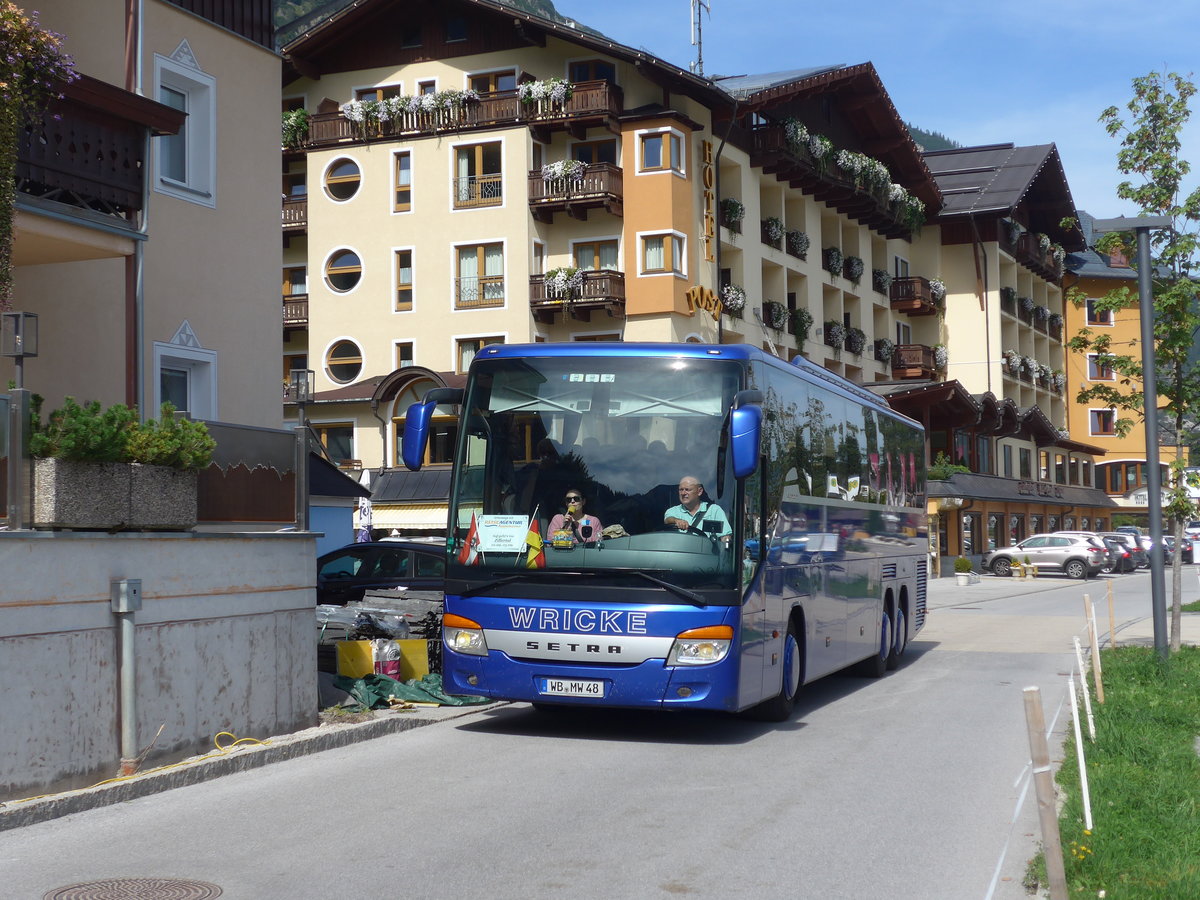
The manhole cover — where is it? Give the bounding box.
[44,878,222,899]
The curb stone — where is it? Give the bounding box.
[0,703,500,832]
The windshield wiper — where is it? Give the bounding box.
[618,569,707,607]
[456,569,594,598]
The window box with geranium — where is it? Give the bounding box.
[1004,350,1021,374]
[1049,312,1064,329]
[1019,296,1035,320]
[1033,304,1049,321]
[761,216,784,248]
[824,321,846,356]
[720,198,745,233]
[791,307,813,344]
[785,229,809,259]
[764,300,787,330]
[874,337,895,363]
[843,255,865,287]
[929,278,947,305]
[518,78,575,106]
[721,284,746,317]
[1052,371,1066,393]
[845,327,866,357]
[872,269,893,295]
[1022,356,1036,378]
[1000,286,1017,314]
[544,266,583,299]
[823,247,843,277]
[541,159,587,191]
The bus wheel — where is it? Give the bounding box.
[752,620,802,722]
[886,607,906,671]
[858,607,890,678]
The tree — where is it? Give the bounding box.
[1067,71,1200,651]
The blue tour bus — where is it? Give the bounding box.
[402,343,927,719]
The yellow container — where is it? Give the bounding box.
[336,640,375,678]
[397,638,430,681]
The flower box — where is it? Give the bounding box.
[33,458,198,531]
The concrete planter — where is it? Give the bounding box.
[33,458,197,531]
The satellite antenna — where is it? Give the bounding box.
[690,0,710,75]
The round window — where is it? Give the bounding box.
[326,340,363,384]
[325,249,362,292]
[324,157,361,201]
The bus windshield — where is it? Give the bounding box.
[447,355,743,590]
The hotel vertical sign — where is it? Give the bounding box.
[701,139,716,262]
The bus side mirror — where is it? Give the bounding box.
[729,404,762,479]
[401,400,435,471]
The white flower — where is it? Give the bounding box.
[721,284,747,312]
[341,100,365,122]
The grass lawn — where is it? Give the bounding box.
[1029,646,1200,898]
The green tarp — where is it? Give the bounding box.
[331,673,490,709]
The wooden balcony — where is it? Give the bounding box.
[889,276,938,316]
[283,294,308,330]
[750,124,921,239]
[891,344,936,379]
[1011,232,1063,283]
[452,174,503,209]
[528,163,622,222]
[303,80,622,150]
[530,270,626,323]
[282,197,306,233]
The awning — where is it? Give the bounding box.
[369,504,449,531]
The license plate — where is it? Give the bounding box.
[541,678,605,698]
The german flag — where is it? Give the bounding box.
[525,518,545,569]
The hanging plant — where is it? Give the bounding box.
[824,320,846,356]
[1019,296,1035,315]
[934,345,949,371]
[764,300,787,330]
[720,284,747,314]
[720,197,745,226]
[1052,371,1066,392]
[1037,233,1052,253]
[1003,349,1021,373]
[845,327,866,356]
[823,247,843,276]
[1033,304,1050,321]
[874,337,895,362]
[929,278,947,304]
[1049,312,1064,329]
[785,229,810,259]
[782,117,808,153]
[1022,355,1037,374]
[791,307,813,343]
[872,269,893,295]
[1005,219,1022,245]
[843,255,865,286]
[0,2,78,309]
[544,266,583,298]
[762,216,785,245]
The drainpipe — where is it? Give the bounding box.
[968,213,990,394]
[111,579,143,775]
[712,99,740,344]
[371,397,390,471]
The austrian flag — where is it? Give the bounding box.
[457,513,482,565]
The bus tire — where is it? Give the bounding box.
[752,619,802,722]
[886,606,906,670]
[857,607,890,678]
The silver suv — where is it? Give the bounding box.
[983,533,1107,579]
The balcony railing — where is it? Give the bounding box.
[283,294,308,328]
[891,344,936,379]
[750,124,923,239]
[303,80,622,150]
[452,174,503,209]
[889,276,938,317]
[1011,232,1063,283]
[456,275,505,309]
[530,270,626,323]
[528,162,623,222]
[282,197,307,231]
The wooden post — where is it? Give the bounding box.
[1023,687,1068,900]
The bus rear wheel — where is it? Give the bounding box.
[857,607,890,678]
[886,606,906,671]
[752,620,801,722]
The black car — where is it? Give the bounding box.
[1100,536,1135,573]
[316,540,446,606]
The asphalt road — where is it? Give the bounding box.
[0,569,1188,900]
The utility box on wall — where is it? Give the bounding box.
[110,578,142,612]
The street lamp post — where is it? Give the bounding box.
[1093,216,1172,658]
[2,312,39,529]
[289,369,315,532]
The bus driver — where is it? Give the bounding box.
[664,476,732,538]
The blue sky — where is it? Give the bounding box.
[551,0,1199,220]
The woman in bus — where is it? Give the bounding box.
[547,488,603,547]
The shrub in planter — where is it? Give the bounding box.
[954,556,973,574]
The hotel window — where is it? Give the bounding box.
[283,266,307,297]
[639,130,683,174]
[1086,298,1113,325]
[532,241,545,276]
[962,513,980,555]
[1087,354,1114,380]
[395,250,413,311]
[325,341,363,384]
[418,80,436,96]
[355,84,402,101]
[324,249,362,293]
[454,141,503,208]
[1002,444,1013,478]
[572,139,618,165]
[456,243,504,308]
[457,336,503,373]
[1081,460,1092,486]
[313,423,354,463]
[283,353,306,381]
[1090,408,1117,435]
[445,15,467,42]
[574,240,618,271]
[394,151,412,211]
[324,158,361,201]
[641,232,684,277]
[1039,450,1050,480]
[395,342,414,369]
[894,256,910,278]
[1054,453,1066,483]
[154,52,216,207]
[1069,457,1080,485]
[469,70,516,93]
[1019,447,1032,479]
[428,419,460,465]
[283,170,306,197]
[895,320,911,346]
[568,59,616,84]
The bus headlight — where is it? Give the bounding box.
[443,613,488,657]
[667,625,733,666]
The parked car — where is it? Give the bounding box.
[1098,531,1148,570]
[1099,536,1135,574]
[316,540,446,606]
[983,533,1106,579]
[1052,531,1117,572]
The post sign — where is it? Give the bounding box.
[686,284,722,321]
